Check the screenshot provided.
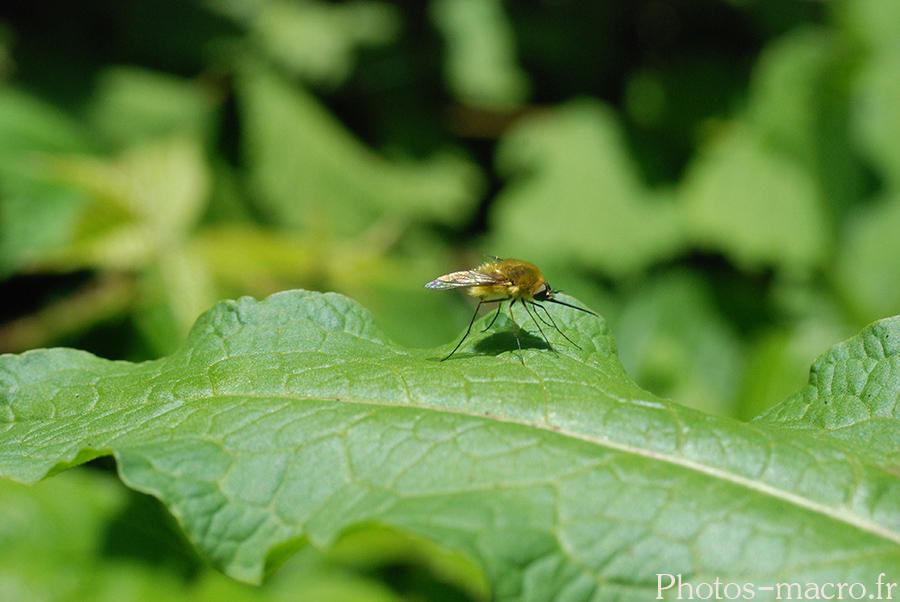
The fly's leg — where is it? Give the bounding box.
[482,303,503,332]
[509,300,525,363]
[522,300,558,356]
[531,302,582,350]
[441,299,504,361]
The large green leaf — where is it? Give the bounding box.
[2,290,900,600]
[755,314,900,468]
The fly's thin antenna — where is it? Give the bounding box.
[531,302,582,350]
[441,299,504,361]
[521,299,558,356]
[546,297,598,316]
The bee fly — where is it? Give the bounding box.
[425,256,598,362]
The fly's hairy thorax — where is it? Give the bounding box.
[468,259,545,301]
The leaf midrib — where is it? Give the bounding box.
[92,387,900,548]
[409,397,900,545]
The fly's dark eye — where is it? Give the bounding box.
[534,283,551,301]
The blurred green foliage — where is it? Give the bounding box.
[2,0,900,597]
[3,0,897,432]
[0,469,486,602]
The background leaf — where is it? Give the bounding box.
[680,125,828,273]
[430,0,530,108]
[0,469,426,602]
[212,0,401,87]
[490,100,683,276]
[239,66,483,235]
[614,270,742,417]
[86,67,218,148]
[835,193,900,324]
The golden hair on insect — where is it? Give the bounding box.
[424,256,597,362]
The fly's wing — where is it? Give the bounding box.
[424,270,501,290]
